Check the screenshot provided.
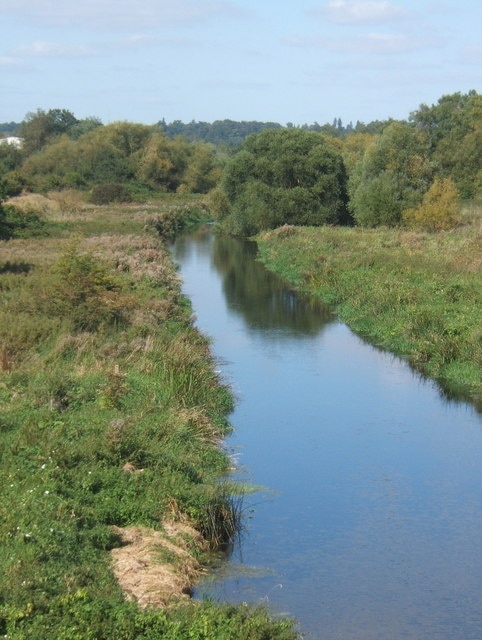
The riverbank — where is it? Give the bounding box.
[256,203,481,410]
[0,193,298,639]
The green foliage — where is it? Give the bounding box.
[89,183,132,205]
[348,121,433,227]
[1,204,48,239]
[52,244,129,331]
[0,200,9,238]
[0,170,26,197]
[18,108,79,154]
[402,177,460,231]
[410,90,482,198]
[15,116,220,196]
[147,200,210,240]
[216,128,350,235]
[159,118,283,146]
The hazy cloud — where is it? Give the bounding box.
[285,32,442,55]
[312,0,410,24]
[0,56,24,68]
[0,0,243,29]
[14,41,95,57]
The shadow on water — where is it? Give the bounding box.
[172,226,482,640]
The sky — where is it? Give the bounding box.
[1,0,481,127]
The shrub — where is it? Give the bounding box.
[53,244,130,330]
[402,177,460,231]
[89,183,132,205]
[0,204,47,239]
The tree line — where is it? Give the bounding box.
[213,91,481,234]
[0,109,222,199]
[1,91,480,234]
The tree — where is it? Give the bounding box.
[402,177,460,231]
[214,128,350,236]
[136,133,185,191]
[348,121,432,227]
[19,108,79,153]
[410,90,482,198]
[179,143,221,193]
[21,135,79,191]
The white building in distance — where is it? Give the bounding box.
[0,136,24,148]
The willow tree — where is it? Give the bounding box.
[213,128,350,236]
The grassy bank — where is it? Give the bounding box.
[256,204,481,409]
[0,194,298,639]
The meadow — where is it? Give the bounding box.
[0,193,298,639]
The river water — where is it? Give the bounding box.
[171,226,482,640]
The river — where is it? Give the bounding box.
[171,226,482,640]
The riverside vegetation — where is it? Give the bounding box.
[0,89,480,637]
[0,192,298,639]
[255,201,481,410]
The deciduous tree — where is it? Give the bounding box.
[215,128,350,235]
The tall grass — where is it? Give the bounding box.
[0,194,298,639]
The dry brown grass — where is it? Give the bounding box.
[111,521,207,608]
[5,192,61,215]
[0,236,70,266]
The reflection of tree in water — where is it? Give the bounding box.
[210,229,333,335]
[171,224,215,261]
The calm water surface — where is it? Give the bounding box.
[171,227,482,640]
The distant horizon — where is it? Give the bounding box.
[3,88,477,131]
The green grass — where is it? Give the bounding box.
[256,206,481,409]
[0,195,298,639]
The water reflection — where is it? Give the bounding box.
[172,227,482,640]
[175,225,333,336]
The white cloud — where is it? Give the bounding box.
[0,0,243,29]
[14,41,95,57]
[313,0,410,25]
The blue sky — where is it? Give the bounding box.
[1,0,481,126]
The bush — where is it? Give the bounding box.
[402,177,460,231]
[89,183,132,205]
[350,172,416,227]
[0,204,47,239]
[0,170,25,197]
[53,244,131,330]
